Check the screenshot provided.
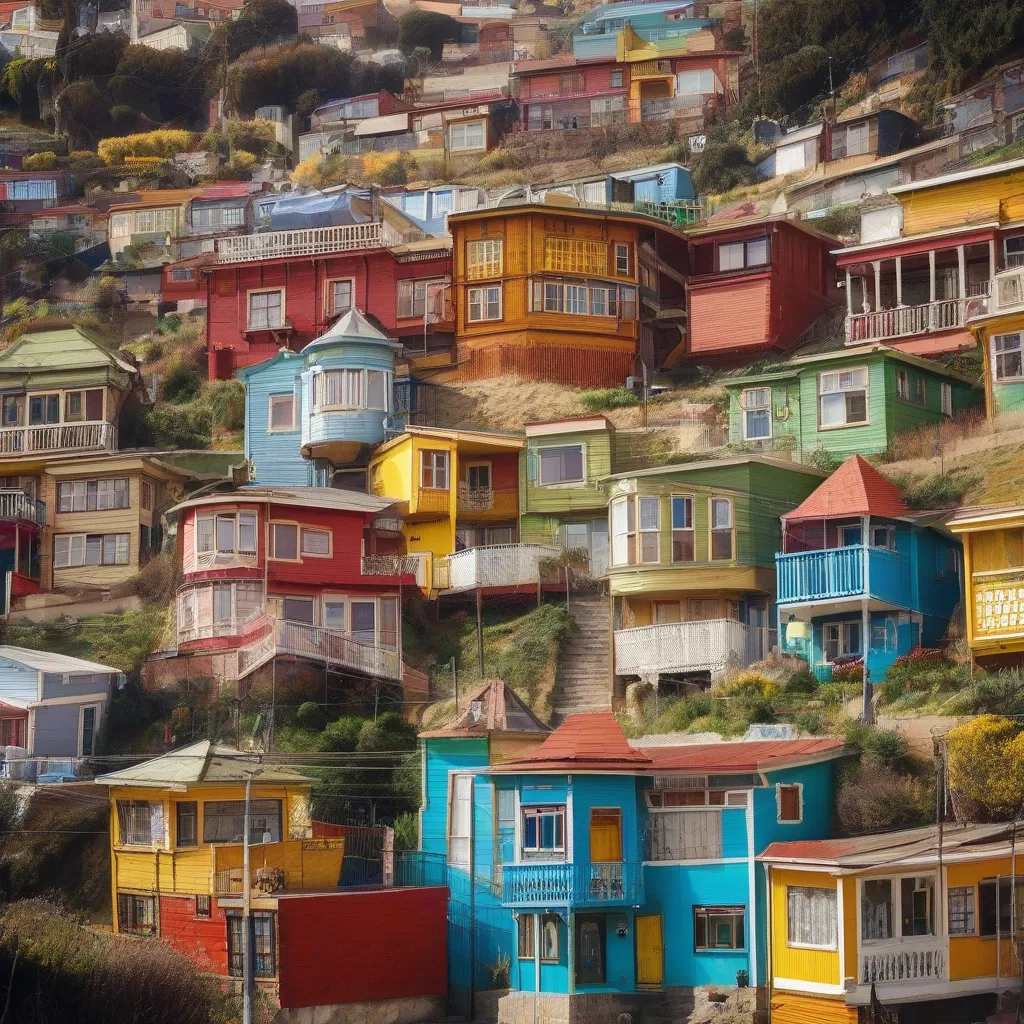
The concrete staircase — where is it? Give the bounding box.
[552,594,613,721]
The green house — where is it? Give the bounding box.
[604,456,826,694]
[723,344,981,459]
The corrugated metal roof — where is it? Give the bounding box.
[420,679,550,738]
[353,113,410,137]
[642,738,846,773]
[497,712,651,770]
[0,645,119,675]
[783,454,910,521]
[169,486,396,516]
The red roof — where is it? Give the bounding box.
[759,838,862,862]
[783,454,909,521]
[197,184,254,200]
[503,712,652,771]
[644,739,846,774]
[0,700,27,716]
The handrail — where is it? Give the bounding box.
[0,421,113,455]
[438,543,561,592]
[0,489,45,525]
[217,221,413,264]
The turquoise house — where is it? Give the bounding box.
[239,308,402,487]
[777,455,963,683]
[419,687,846,1022]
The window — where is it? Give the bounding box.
[694,907,744,950]
[65,390,83,422]
[522,806,565,857]
[871,525,895,550]
[743,387,771,440]
[300,527,331,556]
[541,914,559,960]
[57,478,130,513]
[450,121,485,151]
[466,238,503,279]
[270,523,299,560]
[912,376,927,404]
[710,498,733,560]
[228,912,276,978]
[638,496,660,563]
[118,893,156,936]
[896,369,909,400]
[116,800,160,846]
[54,533,129,568]
[676,68,718,95]
[176,801,197,848]
[648,809,722,861]
[977,878,1024,937]
[824,621,861,662]
[560,72,585,92]
[538,445,584,485]
[80,705,97,757]
[615,244,630,275]
[1,396,21,427]
[518,913,535,958]
[861,879,893,940]
[248,289,284,330]
[448,773,472,871]
[671,495,694,562]
[366,370,387,410]
[777,783,802,823]
[203,799,282,845]
[620,285,637,320]
[845,122,870,156]
[466,463,491,491]
[900,876,934,936]
[141,480,153,511]
[819,367,868,427]
[196,894,211,918]
[397,277,446,319]
[610,69,623,87]
[282,596,314,624]
[325,279,352,317]
[467,285,502,321]
[544,237,609,275]
[420,450,449,489]
[717,237,769,271]
[321,368,363,408]
[611,496,636,567]
[941,382,953,417]
[196,511,257,558]
[787,887,838,949]
[993,333,1024,381]
[998,274,1023,308]
[29,393,59,425]
[565,283,588,314]
[543,280,563,312]
[268,394,296,432]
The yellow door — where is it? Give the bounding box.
[636,914,663,986]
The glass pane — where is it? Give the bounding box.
[351,601,375,641]
[273,524,298,560]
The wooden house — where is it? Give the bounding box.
[761,822,1024,1024]
[107,189,201,260]
[446,199,688,387]
[605,457,826,695]
[967,265,1024,419]
[0,169,73,227]
[27,203,106,249]
[177,183,264,260]
[169,486,418,693]
[948,502,1024,670]
[511,54,627,133]
[835,156,1024,357]
[98,741,448,1016]
[776,456,963,684]
[723,344,981,459]
[670,217,840,365]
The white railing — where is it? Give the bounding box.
[0,489,45,525]
[441,543,560,593]
[846,288,990,343]
[0,421,113,455]
[613,620,775,678]
[274,618,401,680]
[360,554,422,576]
[236,632,275,678]
[217,221,408,263]
[860,940,945,985]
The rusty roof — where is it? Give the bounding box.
[419,679,550,738]
[783,455,910,521]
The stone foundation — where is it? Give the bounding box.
[272,994,446,1024]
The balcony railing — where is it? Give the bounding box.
[502,862,643,907]
[456,484,519,516]
[845,289,990,344]
[613,620,775,678]
[416,487,452,515]
[860,939,946,986]
[217,221,409,264]
[0,489,45,526]
[436,543,560,593]
[360,554,422,577]
[273,618,401,680]
[0,421,113,455]
[776,545,912,608]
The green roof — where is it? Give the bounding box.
[0,323,136,386]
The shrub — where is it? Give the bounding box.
[393,810,418,851]
[813,205,860,239]
[837,758,928,835]
[967,669,1024,716]
[68,149,104,169]
[947,715,1024,817]
[170,705,191,735]
[885,469,981,510]
[784,667,818,694]
[98,129,196,164]
[804,445,842,474]
[577,387,640,412]
[322,716,363,752]
[296,701,326,731]
[205,379,246,431]
[691,138,756,195]
[794,710,823,734]
[224,117,277,156]
[23,151,57,171]
[831,657,863,685]
[146,403,212,449]
[817,681,860,705]
[162,361,202,403]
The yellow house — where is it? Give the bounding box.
[761,822,1024,1024]
[107,189,201,258]
[98,739,344,975]
[948,502,1024,668]
[368,425,526,594]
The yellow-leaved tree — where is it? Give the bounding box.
[946,715,1024,819]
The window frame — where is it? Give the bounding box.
[947,885,976,937]
[323,277,354,318]
[269,521,300,562]
[671,494,695,563]
[195,510,257,560]
[267,393,297,433]
[518,912,535,959]
[709,497,734,561]
[610,495,636,568]
[540,913,560,962]
[615,243,630,275]
[467,284,502,322]
[776,782,803,824]
[521,805,567,859]
[176,801,198,848]
[54,532,130,568]
[117,892,157,936]
[300,526,332,558]
[246,287,285,331]
[941,381,953,417]
[818,366,869,429]
[420,449,450,490]
[637,495,660,564]
[786,885,839,951]
[693,906,746,952]
[992,332,1024,383]
[537,444,585,487]
[742,387,772,441]
[466,238,503,279]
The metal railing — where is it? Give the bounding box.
[0,421,113,455]
[437,543,560,593]
[273,618,401,680]
[0,489,45,525]
[846,288,990,343]
[456,484,519,516]
[501,862,643,906]
[217,221,409,264]
[613,619,775,678]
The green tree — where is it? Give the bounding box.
[925,0,1024,89]
[109,45,213,126]
[226,0,299,60]
[56,80,111,148]
[398,9,459,61]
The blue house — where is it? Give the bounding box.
[776,455,963,684]
[419,691,846,1021]
[238,308,403,487]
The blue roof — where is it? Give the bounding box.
[268,189,370,231]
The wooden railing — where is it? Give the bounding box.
[456,484,519,516]
[0,421,113,455]
[776,545,912,608]
[274,618,401,680]
[860,939,945,985]
[613,620,775,678]
[416,487,452,515]
[846,289,990,343]
[502,862,643,907]
[217,221,409,264]
[360,554,422,577]
[438,543,560,593]
[0,489,45,525]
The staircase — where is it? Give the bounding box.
[552,595,613,721]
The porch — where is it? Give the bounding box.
[501,861,643,908]
[434,543,561,593]
[776,545,912,608]
[0,421,114,455]
[613,619,775,679]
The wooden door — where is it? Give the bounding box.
[589,808,622,863]
[635,914,663,986]
[687,598,720,621]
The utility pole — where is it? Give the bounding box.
[242,771,253,1024]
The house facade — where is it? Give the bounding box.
[967,265,1024,419]
[421,708,846,1022]
[605,457,826,695]
[724,345,981,459]
[107,190,200,260]
[777,456,963,683]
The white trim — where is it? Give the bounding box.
[535,441,587,488]
[27,690,109,709]
[246,286,286,331]
[773,977,846,995]
[565,780,574,863]
[513,787,522,865]
[78,702,101,757]
[836,876,846,986]
[845,973,1018,1005]
[267,393,297,433]
[741,386,773,442]
[776,781,804,824]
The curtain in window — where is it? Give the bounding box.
[787,887,838,947]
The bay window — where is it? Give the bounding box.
[710,498,733,560]
[530,279,636,318]
[195,511,257,560]
[54,532,129,568]
[672,495,694,562]
[787,886,838,949]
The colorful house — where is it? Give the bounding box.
[670,217,840,365]
[238,309,403,488]
[967,265,1024,418]
[835,156,1024,356]
[421,708,846,1021]
[369,426,538,597]
[723,344,981,459]
[777,456,963,683]
[169,486,418,693]
[761,822,1024,1024]
[107,189,201,260]
[99,740,449,1017]
[948,502,1024,670]
[446,200,688,386]
[605,457,826,695]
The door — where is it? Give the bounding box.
[589,808,622,863]
[687,598,720,621]
[575,914,606,986]
[635,914,663,986]
[654,601,681,624]
[80,706,96,757]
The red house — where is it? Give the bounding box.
[670,215,841,364]
[204,224,452,379]
[162,486,422,696]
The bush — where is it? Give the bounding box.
[393,810,418,851]
[837,758,929,835]
[205,379,246,431]
[146,403,212,449]
[578,387,641,412]
[784,667,818,694]
[691,138,756,195]
[813,205,860,239]
[794,710,823,735]
[398,8,458,60]
[817,681,860,705]
[967,669,1024,717]
[224,117,277,156]
[296,701,326,731]
[67,149,104,169]
[98,129,196,164]
[885,469,980,510]
[831,657,863,684]
[322,716,363,752]
[947,715,1024,817]
[23,151,57,171]
[804,445,842,474]
[162,361,202,403]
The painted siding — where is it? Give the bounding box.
[159,894,229,975]
[754,762,837,851]
[770,868,840,987]
[0,658,38,702]
[32,702,87,757]
[241,353,308,486]
[276,887,449,1008]
[900,168,1024,236]
[688,276,770,355]
[520,427,613,522]
[39,671,113,701]
[421,737,489,855]
[769,992,858,1024]
[946,855,1013,982]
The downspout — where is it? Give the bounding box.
[765,863,773,1009]
[746,790,758,992]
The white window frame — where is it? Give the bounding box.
[521,805,566,860]
[300,527,332,558]
[776,782,803,824]
[467,284,502,322]
[449,120,485,152]
[537,444,585,486]
[267,394,297,432]
[269,522,300,562]
[448,772,473,872]
[786,885,839,950]
[818,366,869,429]
[195,511,258,559]
[992,332,1024,382]
[742,387,772,440]
[709,497,733,561]
[324,277,354,318]
[824,620,861,662]
[247,288,285,331]
[615,243,630,275]
[420,450,450,490]
[941,382,953,417]
[54,532,130,568]
[671,494,694,564]
[637,495,660,564]
[859,873,938,944]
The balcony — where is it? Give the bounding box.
[435,543,560,593]
[416,487,452,515]
[613,620,775,679]
[217,221,410,264]
[859,938,946,987]
[0,421,114,456]
[211,838,346,895]
[360,554,422,577]
[502,862,643,907]
[456,484,519,516]
[0,489,45,526]
[776,545,912,608]
[845,291,989,344]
